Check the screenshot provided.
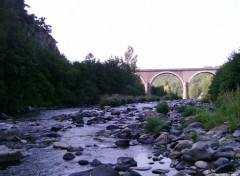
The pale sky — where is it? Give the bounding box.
[24,0,240,69]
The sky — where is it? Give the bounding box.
[24,0,240,69]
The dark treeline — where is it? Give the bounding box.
[208,51,240,100]
[0,0,144,113]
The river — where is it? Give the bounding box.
[0,103,178,176]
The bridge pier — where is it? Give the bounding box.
[145,82,151,96]
[183,81,189,99]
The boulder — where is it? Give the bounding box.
[53,142,69,150]
[78,160,89,165]
[117,157,137,167]
[213,147,235,159]
[90,159,102,167]
[182,141,215,162]
[115,139,130,147]
[0,145,23,163]
[70,165,120,176]
[212,157,229,167]
[194,161,210,169]
[51,124,64,132]
[174,140,193,151]
[111,109,121,116]
[63,152,75,160]
[67,146,84,152]
[188,122,203,129]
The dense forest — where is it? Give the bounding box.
[0,0,144,113]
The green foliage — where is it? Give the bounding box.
[195,87,240,130]
[189,73,213,99]
[156,102,169,114]
[0,0,145,113]
[162,92,182,100]
[152,73,183,97]
[144,117,165,134]
[151,85,167,97]
[208,51,240,100]
[177,105,197,117]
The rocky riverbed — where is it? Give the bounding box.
[1,100,240,176]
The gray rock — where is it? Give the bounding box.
[111,109,121,115]
[212,157,229,167]
[78,160,89,165]
[215,163,234,173]
[63,152,75,160]
[174,140,193,151]
[188,122,203,129]
[182,141,215,162]
[51,124,64,132]
[213,147,235,159]
[115,139,130,147]
[70,165,120,176]
[0,145,23,163]
[194,161,210,169]
[117,157,137,167]
[90,159,102,167]
[175,161,189,170]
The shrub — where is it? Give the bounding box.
[177,105,197,117]
[156,102,169,114]
[144,117,165,133]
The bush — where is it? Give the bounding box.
[144,117,165,133]
[177,105,197,117]
[194,87,240,130]
[156,102,169,114]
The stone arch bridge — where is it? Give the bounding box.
[136,68,218,99]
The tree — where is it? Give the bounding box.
[124,46,138,70]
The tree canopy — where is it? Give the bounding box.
[0,0,144,113]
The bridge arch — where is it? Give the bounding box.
[150,71,184,85]
[150,72,185,98]
[136,67,218,99]
[188,71,216,83]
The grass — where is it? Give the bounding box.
[144,116,166,134]
[194,87,240,130]
[177,105,198,117]
[156,102,169,114]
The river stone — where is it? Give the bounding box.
[115,139,130,147]
[117,157,137,167]
[70,165,120,176]
[106,125,122,130]
[51,124,64,132]
[175,161,189,170]
[0,145,23,163]
[188,122,203,129]
[131,166,151,171]
[212,157,229,167]
[174,140,193,151]
[90,159,102,167]
[45,132,61,138]
[111,109,121,115]
[67,145,84,152]
[182,141,215,162]
[63,152,75,160]
[213,147,235,159]
[169,151,182,159]
[194,161,210,169]
[233,130,240,137]
[53,142,69,149]
[152,168,170,174]
[215,163,234,173]
[78,160,89,165]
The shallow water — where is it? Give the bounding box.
[0,104,177,176]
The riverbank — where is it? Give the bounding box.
[0,100,240,176]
